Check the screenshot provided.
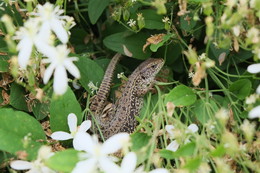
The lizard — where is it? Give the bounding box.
[89,53,122,125]
[89,54,164,139]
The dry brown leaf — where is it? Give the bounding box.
[192,62,206,86]
[218,52,226,66]
[143,34,165,52]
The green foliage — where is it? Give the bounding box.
[0,108,45,160]
[165,85,197,106]
[160,142,196,159]
[46,149,79,172]
[229,79,252,100]
[10,83,28,112]
[0,0,259,172]
[50,87,82,132]
[103,31,152,59]
[88,0,109,24]
[75,56,104,92]
[131,132,151,151]
[192,99,219,123]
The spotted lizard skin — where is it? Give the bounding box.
[90,56,164,139]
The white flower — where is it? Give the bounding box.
[247,63,260,74]
[162,17,170,23]
[10,146,55,173]
[33,2,69,44]
[88,81,98,94]
[249,105,260,119]
[257,85,260,94]
[51,113,91,147]
[117,72,125,79]
[232,25,240,37]
[165,124,198,152]
[198,53,206,61]
[127,19,136,27]
[42,45,80,95]
[247,27,259,44]
[14,18,41,69]
[72,132,130,173]
[166,140,179,152]
[188,72,195,78]
[102,152,169,173]
[245,94,259,104]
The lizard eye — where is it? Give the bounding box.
[141,75,146,80]
[151,64,157,68]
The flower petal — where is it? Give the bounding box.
[247,63,260,74]
[249,105,260,119]
[121,152,137,173]
[99,157,120,173]
[17,38,33,69]
[187,124,198,133]
[257,84,260,94]
[51,131,73,140]
[64,59,80,79]
[165,125,175,138]
[166,140,179,152]
[43,62,56,84]
[10,160,33,170]
[50,18,68,43]
[73,132,95,152]
[68,113,77,133]
[149,168,169,173]
[53,65,68,95]
[35,41,56,59]
[101,133,130,155]
[37,22,51,42]
[78,120,91,132]
[72,159,97,173]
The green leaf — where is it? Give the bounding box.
[32,100,50,120]
[131,132,151,151]
[160,142,196,159]
[229,79,252,99]
[192,99,219,124]
[140,9,164,30]
[50,87,82,132]
[0,88,3,104]
[46,149,79,173]
[103,31,152,60]
[188,0,211,2]
[180,13,197,32]
[10,83,28,112]
[159,149,175,159]
[209,44,230,62]
[75,56,104,93]
[88,0,109,24]
[173,142,196,157]
[210,144,226,157]
[0,58,8,72]
[165,85,196,106]
[150,34,174,52]
[0,108,45,160]
[184,157,202,171]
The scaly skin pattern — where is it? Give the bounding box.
[89,53,122,122]
[100,58,164,139]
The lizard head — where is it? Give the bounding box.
[134,58,164,96]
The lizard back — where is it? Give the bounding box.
[101,58,164,138]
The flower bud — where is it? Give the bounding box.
[1,15,16,35]
[137,13,145,29]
